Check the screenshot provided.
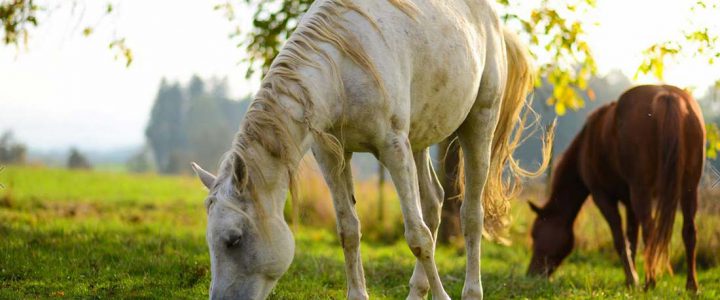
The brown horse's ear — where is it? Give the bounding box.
[528,201,543,215]
[191,162,216,189]
[231,153,249,188]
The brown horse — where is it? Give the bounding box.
[527,85,706,291]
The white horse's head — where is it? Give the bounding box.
[192,156,294,300]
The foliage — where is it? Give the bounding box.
[0,0,38,46]
[504,0,598,116]
[108,37,133,67]
[0,0,132,66]
[635,1,720,81]
[2,166,720,298]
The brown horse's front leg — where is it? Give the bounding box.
[681,188,699,292]
[592,193,639,287]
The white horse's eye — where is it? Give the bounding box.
[225,233,242,248]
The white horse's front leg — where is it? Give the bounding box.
[379,134,450,300]
[313,147,368,300]
[408,148,444,299]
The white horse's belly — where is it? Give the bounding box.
[407,94,477,150]
[407,58,482,149]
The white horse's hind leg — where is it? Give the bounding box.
[379,133,450,300]
[313,148,369,300]
[457,72,504,299]
[407,148,444,299]
[457,130,491,300]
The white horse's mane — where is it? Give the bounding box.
[222,0,419,202]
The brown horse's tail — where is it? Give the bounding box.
[645,91,684,279]
[477,28,555,238]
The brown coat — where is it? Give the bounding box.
[528,85,706,291]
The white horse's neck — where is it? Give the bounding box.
[238,68,334,218]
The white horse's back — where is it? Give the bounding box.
[295,0,505,152]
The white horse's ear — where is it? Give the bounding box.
[231,154,248,188]
[191,162,216,189]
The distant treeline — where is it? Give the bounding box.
[136,72,720,176]
[142,76,250,174]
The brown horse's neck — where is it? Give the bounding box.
[543,129,590,225]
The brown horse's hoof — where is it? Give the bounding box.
[625,272,639,288]
[643,279,656,291]
[686,280,699,293]
[624,279,639,288]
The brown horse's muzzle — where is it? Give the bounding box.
[527,255,557,278]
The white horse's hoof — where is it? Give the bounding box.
[406,282,429,300]
[433,291,450,300]
[462,287,483,300]
[348,289,369,300]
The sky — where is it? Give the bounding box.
[1,0,719,151]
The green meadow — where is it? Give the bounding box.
[1,166,718,299]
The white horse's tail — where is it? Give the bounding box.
[481,28,555,239]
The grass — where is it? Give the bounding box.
[1,165,719,299]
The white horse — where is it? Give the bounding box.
[191,0,546,299]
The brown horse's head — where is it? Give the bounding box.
[527,202,574,277]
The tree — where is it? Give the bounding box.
[144,75,251,174]
[67,148,92,169]
[188,75,206,100]
[184,95,236,170]
[0,130,28,165]
[0,0,38,46]
[126,145,156,173]
[146,79,187,173]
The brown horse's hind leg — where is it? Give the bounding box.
[625,204,640,264]
[629,187,656,290]
[681,187,699,292]
[592,193,639,286]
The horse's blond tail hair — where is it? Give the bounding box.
[481,28,555,238]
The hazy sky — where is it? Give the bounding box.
[1,0,719,151]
